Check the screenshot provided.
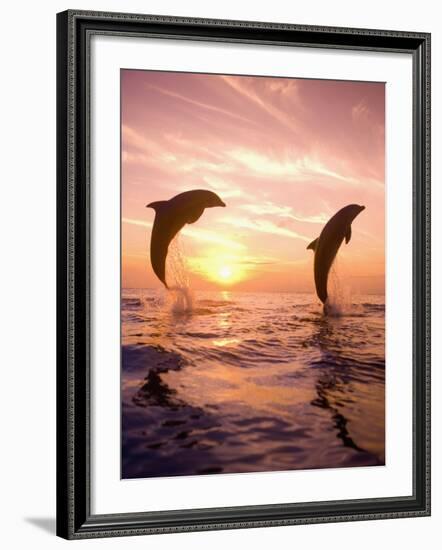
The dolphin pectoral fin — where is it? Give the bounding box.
[345,226,352,244]
[307,238,319,251]
[185,206,205,225]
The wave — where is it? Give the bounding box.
[121,288,386,478]
[123,344,186,373]
[122,297,143,309]
[182,331,220,339]
[198,299,235,308]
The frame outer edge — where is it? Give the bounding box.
[56,10,70,540]
[67,9,430,39]
[57,9,79,540]
[56,9,431,538]
[424,32,431,516]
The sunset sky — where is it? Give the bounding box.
[121,70,385,294]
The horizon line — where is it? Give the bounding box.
[121,287,386,296]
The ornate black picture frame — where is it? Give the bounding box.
[56,9,430,539]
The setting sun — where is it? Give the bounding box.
[187,251,248,287]
[219,266,233,280]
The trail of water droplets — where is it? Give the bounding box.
[166,236,194,314]
[325,259,363,317]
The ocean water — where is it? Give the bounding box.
[122,288,385,479]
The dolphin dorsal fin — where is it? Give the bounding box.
[345,226,352,244]
[307,238,319,251]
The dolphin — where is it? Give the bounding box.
[146,189,226,288]
[307,204,365,305]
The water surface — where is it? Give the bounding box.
[122,289,385,479]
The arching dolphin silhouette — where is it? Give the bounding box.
[146,189,226,288]
[307,204,365,304]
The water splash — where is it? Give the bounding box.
[324,259,361,317]
[166,237,194,314]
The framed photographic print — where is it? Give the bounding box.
[56,10,431,539]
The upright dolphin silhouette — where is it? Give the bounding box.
[307,204,365,305]
[146,189,226,288]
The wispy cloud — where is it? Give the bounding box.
[163,133,226,162]
[220,216,310,242]
[177,158,233,174]
[122,217,245,250]
[266,79,299,97]
[227,148,355,184]
[202,175,245,199]
[183,226,245,250]
[122,124,162,155]
[240,202,329,224]
[220,76,300,134]
[146,84,257,127]
[122,217,152,229]
[352,99,370,122]
[122,124,237,176]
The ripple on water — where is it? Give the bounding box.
[121,290,385,478]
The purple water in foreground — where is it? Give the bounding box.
[122,290,385,479]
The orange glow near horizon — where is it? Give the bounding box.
[187,250,248,287]
[121,70,385,294]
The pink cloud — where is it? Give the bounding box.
[121,69,385,292]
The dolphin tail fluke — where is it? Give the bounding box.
[345,226,352,244]
[307,238,319,251]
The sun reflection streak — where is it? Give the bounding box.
[221,290,231,301]
[218,311,232,330]
[212,338,240,347]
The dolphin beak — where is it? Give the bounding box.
[146,203,153,208]
[220,201,226,207]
